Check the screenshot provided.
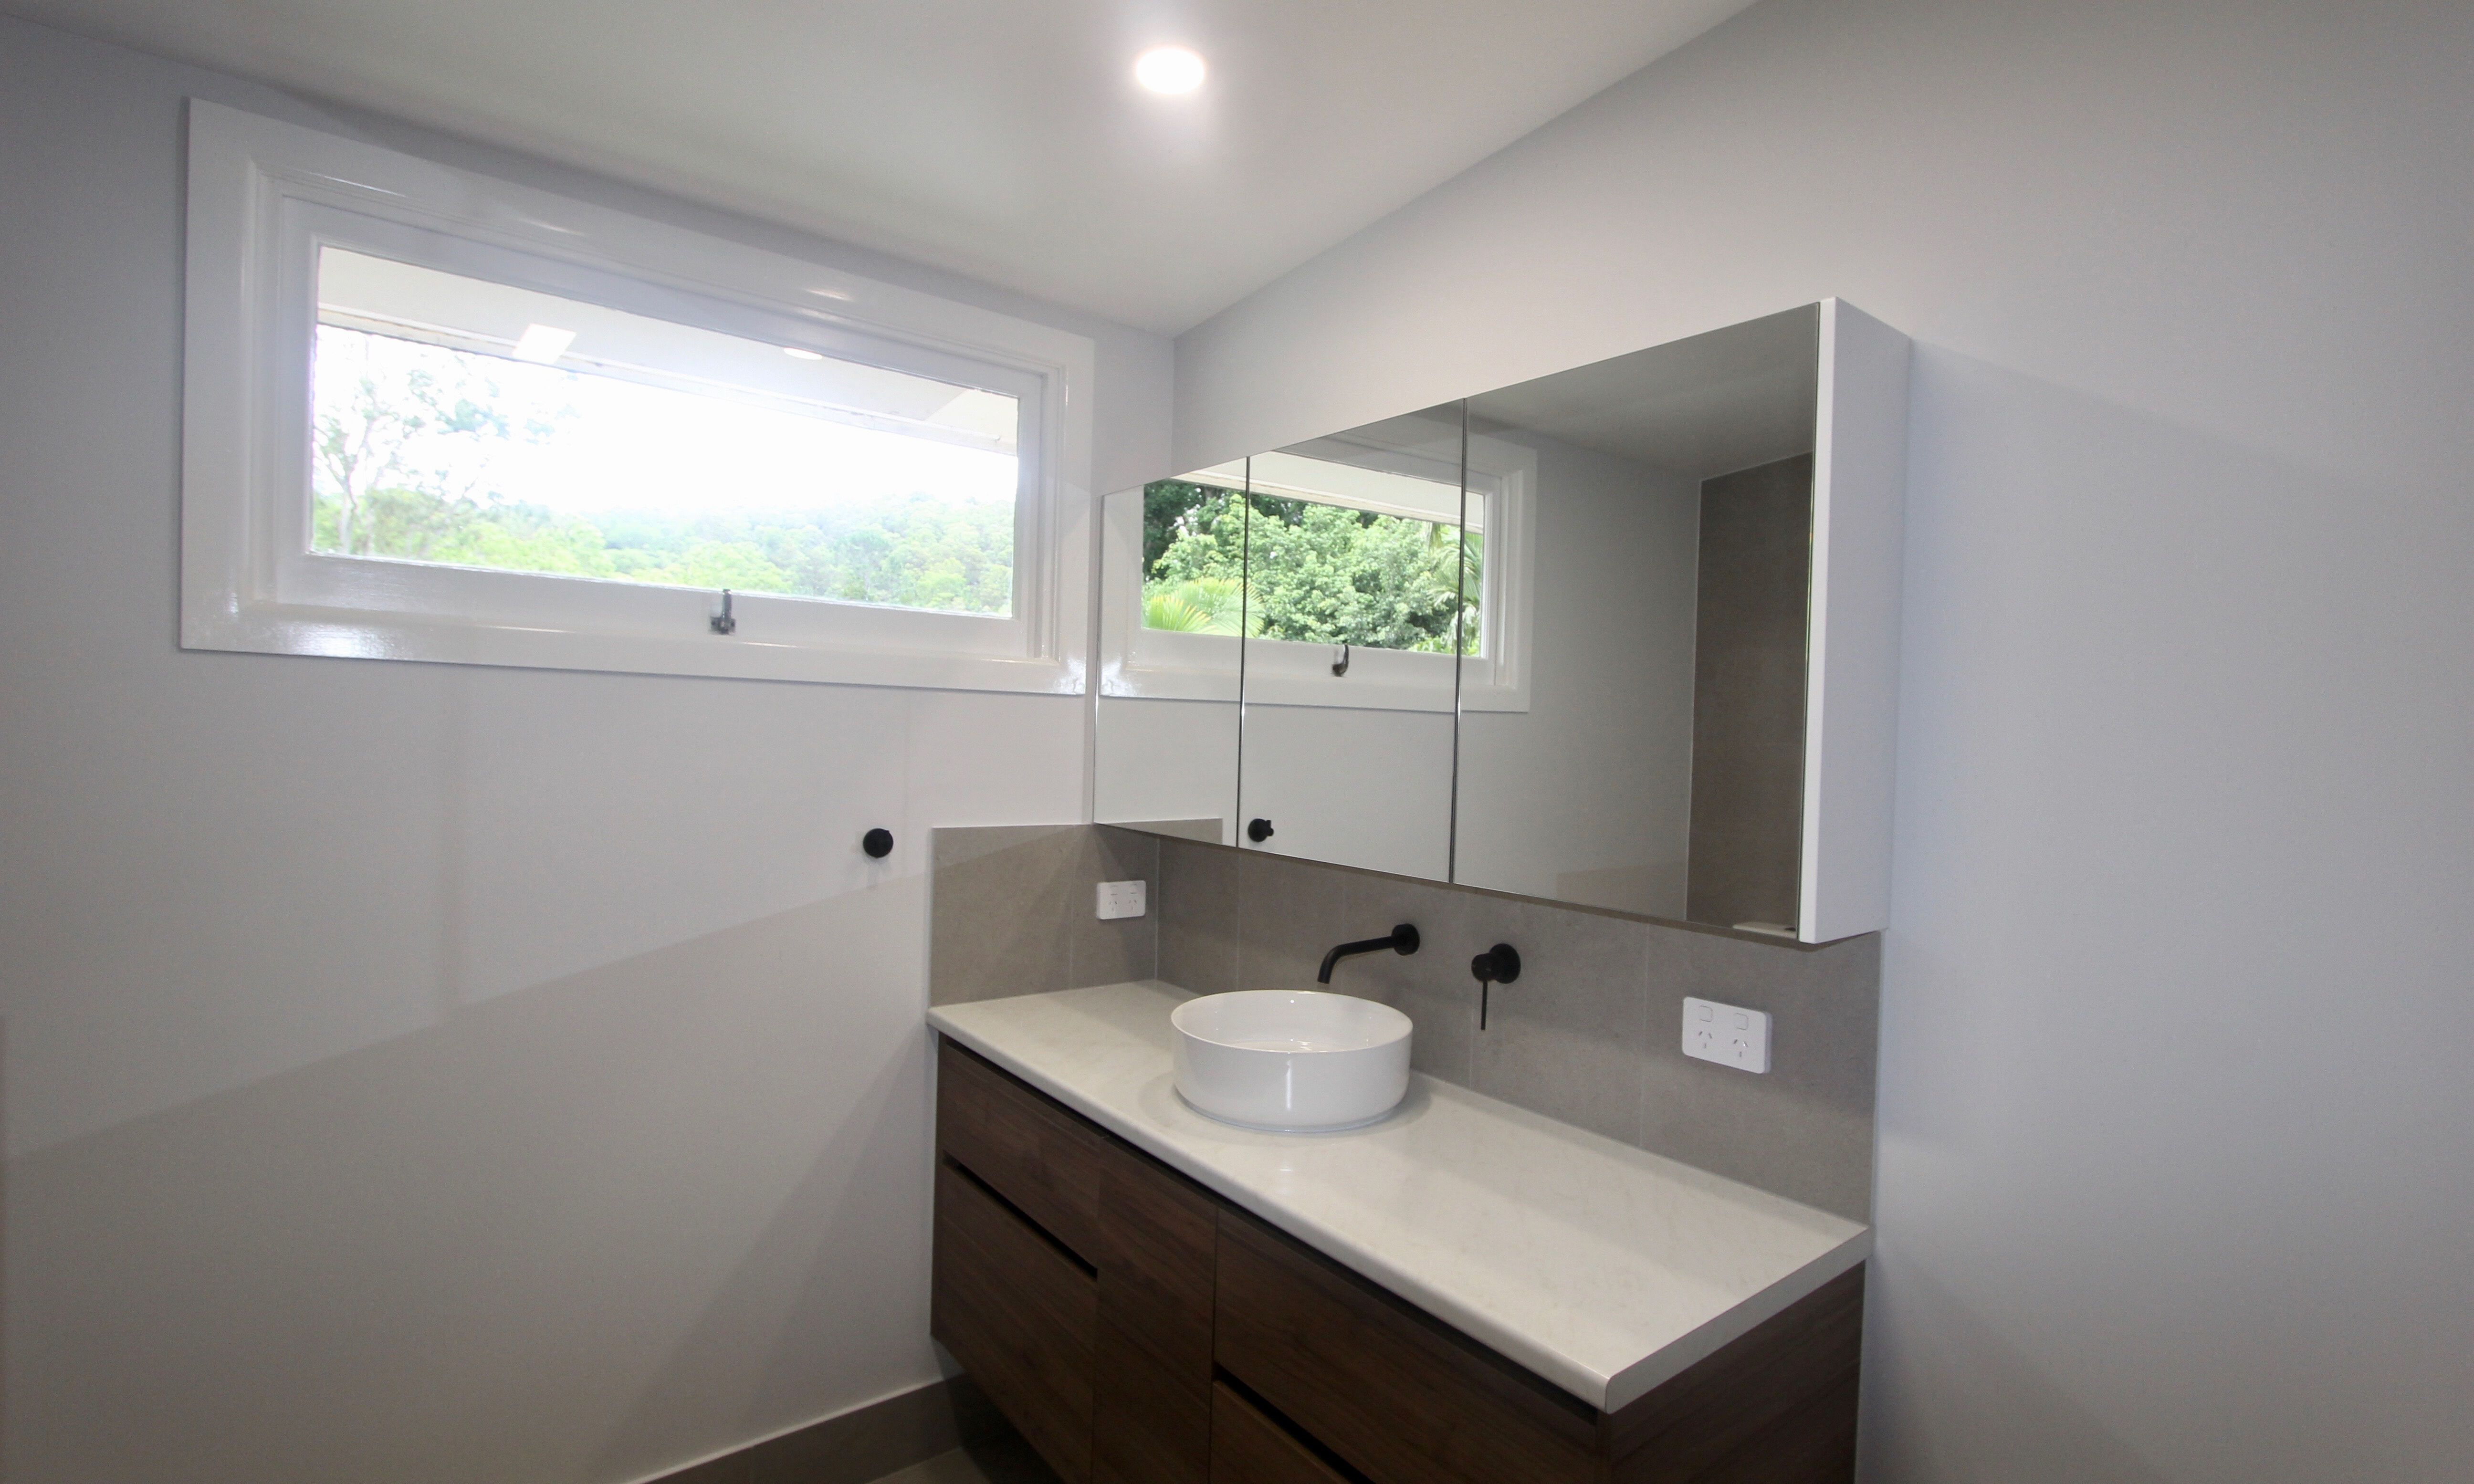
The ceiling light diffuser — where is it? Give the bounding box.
[782,346,826,360]
[1134,46,1206,95]
[510,324,576,363]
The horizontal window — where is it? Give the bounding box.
[182,101,1095,693]
[313,250,1022,616]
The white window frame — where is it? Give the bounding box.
[181,101,1096,694]
[1098,431,1534,714]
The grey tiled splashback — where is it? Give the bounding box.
[929,825,1159,1005]
[930,824,1878,1222]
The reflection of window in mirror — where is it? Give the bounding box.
[1139,454,1479,656]
[1135,472,1249,636]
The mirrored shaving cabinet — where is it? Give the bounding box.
[1096,300,1910,944]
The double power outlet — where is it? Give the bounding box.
[1095,880,1148,920]
[1681,996,1772,1074]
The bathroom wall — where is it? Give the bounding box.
[1451,430,1703,918]
[1171,0,2474,1479]
[1156,837,1877,1222]
[0,18,1170,1484]
[1238,706,1458,879]
[1685,454,1814,929]
[928,826,1160,1006]
[922,821,1874,1219]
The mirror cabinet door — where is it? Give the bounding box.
[1095,301,1905,943]
[1094,476,1244,845]
[1451,306,1822,933]
[1234,406,1470,880]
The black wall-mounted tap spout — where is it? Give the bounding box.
[1317,923,1420,983]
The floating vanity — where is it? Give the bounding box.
[927,981,1872,1484]
[936,294,1907,1480]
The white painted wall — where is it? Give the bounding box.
[1238,703,1457,880]
[1453,431,1699,916]
[1094,696,1239,841]
[1174,1,2474,1479]
[0,17,1169,1484]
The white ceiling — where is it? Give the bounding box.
[3,0,1757,333]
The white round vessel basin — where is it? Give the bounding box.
[1171,990,1412,1131]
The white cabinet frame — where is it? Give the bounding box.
[1796,300,1911,943]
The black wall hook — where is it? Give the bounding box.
[861,827,894,858]
[1247,817,1275,843]
[710,588,736,635]
[1471,942,1521,1029]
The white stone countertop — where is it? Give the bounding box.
[926,981,1871,1414]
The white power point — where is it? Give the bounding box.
[1096,880,1147,920]
[1681,997,1771,1074]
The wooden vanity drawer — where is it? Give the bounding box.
[1212,1206,1600,1484]
[937,1039,1110,1262]
[1092,1146,1219,1484]
[1603,1264,1865,1484]
[931,1158,1098,1483]
[1210,1380,1356,1484]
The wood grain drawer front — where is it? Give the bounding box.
[1095,1133,1219,1378]
[1210,1381,1356,1484]
[1604,1264,1865,1484]
[931,1159,1098,1483]
[1213,1208,1600,1484]
[1092,1144,1219,1484]
[937,1040,1109,1262]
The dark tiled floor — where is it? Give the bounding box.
[863,1432,1060,1484]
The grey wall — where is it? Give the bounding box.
[1686,454,1813,929]
[920,821,1875,1219]
[1173,1,2474,1480]
[0,17,1169,1484]
[927,825,1160,1007]
[1155,839,1878,1222]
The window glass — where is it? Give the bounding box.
[311,248,1021,615]
[1138,453,1479,654]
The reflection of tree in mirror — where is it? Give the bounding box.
[309,327,1016,615]
[1140,480,1249,634]
[1139,479,1479,654]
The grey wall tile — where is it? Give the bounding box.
[1463,896,1652,1146]
[929,826,1078,1006]
[1157,837,1239,995]
[1638,929,1880,1220]
[1338,873,1474,1083]
[1234,849,1356,990]
[1686,455,1814,930]
[933,825,1165,1005]
[1067,826,1159,988]
[997,834,1880,1221]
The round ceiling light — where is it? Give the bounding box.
[1134,45,1206,95]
